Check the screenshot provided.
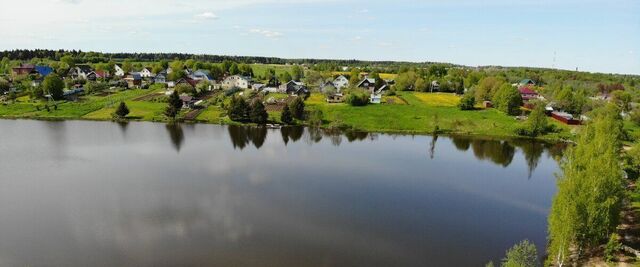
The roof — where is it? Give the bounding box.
[63,88,84,96]
[518,86,538,95]
[94,70,108,78]
[356,78,375,87]
[125,73,142,80]
[179,94,194,102]
[34,66,53,76]
[177,78,198,87]
[14,63,35,69]
[519,79,535,85]
[76,64,93,73]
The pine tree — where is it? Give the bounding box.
[113,101,130,119]
[165,91,182,120]
[228,95,249,122]
[250,99,268,124]
[289,96,305,120]
[281,105,293,124]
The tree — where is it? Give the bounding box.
[113,102,130,119]
[501,240,539,267]
[458,93,475,110]
[308,109,323,127]
[414,77,428,92]
[164,91,182,120]
[229,63,240,75]
[175,83,196,96]
[349,68,362,85]
[611,90,632,113]
[475,76,504,101]
[228,95,249,122]
[291,65,304,81]
[492,84,523,115]
[394,71,417,91]
[279,71,292,82]
[42,74,64,100]
[122,60,133,73]
[250,99,268,124]
[289,96,305,120]
[547,105,625,266]
[523,103,548,137]
[280,105,293,124]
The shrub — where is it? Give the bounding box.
[631,109,640,126]
[175,83,195,96]
[501,240,539,267]
[346,89,369,106]
[604,233,622,262]
[459,93,475,110]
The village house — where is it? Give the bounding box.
[190,69,214,81]
[69,65,94,80]
[518,79,536,87]
[252,83,266,91]
[280,80,309,95]
[155,71,167,84]
[430,80,440,92]
[34,66,53,77]
[176,77,198,88]
[124,73,142,88]
[326,93,344,103]
[140,68,154,78]
[114,65,125,76]
[222,75,251,89]
[320,81,337,94]
[356,77,388,94]
[179,94,196,109]
[333,75,349,90]
[11,64,35,76]
[518,86,541,102]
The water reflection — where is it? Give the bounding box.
[450,136,565,175]
[165,123,184,152]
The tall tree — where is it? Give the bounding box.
[42,74,64,100]
[164,91,182,120]
[547,105,625,266]
[289,96,305,120]
[280,105,293,124]
[492,84,523,115]
[250,99,268,124]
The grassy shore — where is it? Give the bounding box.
[0,89,616,142]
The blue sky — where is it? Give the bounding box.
[0,0,638,74]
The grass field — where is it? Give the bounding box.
[83,101,166,121]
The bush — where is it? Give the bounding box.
[42,74,64,100]
[459,93,475,110]
[604,233,622,262]
[517,104,549,137]
[86,81,109,94]
[149,83,167,91]
[346,89,369,106]
[631,109,640,126]
[175,83,195,96]
[501,240,539,267]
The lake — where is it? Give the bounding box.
[0,120,565,266]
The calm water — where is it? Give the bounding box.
[0,120,564,266]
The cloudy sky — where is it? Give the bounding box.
[0,0,638,74]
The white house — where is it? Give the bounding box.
[222,75,251,89]
[114,65,125,77]
[70,65,94,80]
[140,68,154,78]
[333,75,349,90]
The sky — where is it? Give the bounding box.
[0,0,638,74]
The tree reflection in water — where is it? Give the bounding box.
[165,123,184,152]
[450,135,565,176]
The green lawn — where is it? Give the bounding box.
[304,92,573,139]
[83,101,166,121]
[195,105,225,122]
[0,89,158,120]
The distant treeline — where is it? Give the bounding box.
[0,49,443,70]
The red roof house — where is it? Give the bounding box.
[518,86,540,101]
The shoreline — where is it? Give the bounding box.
[0,115,572,144]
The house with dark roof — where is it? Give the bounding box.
[155,71,168,84]
[190,69,214,81]
[280,80,309,95]
[518,79,536,87]
[176,77,198,88]
[124,73,142,88]
[356,77,388,94]
[69,65,94,80]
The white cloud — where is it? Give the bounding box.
[249,29,284,39]
[194,12,218,20]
